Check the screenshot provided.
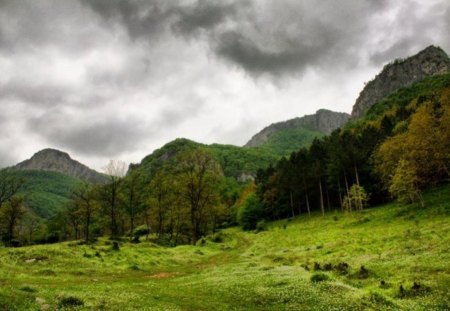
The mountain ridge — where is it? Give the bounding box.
[244,109,350,148]
[14,148,107,184]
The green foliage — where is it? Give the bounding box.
[6,170,83,218]
[342,184,369,212]
[137,138,278,179]
[389,159,424,206]
[238,193,264,230]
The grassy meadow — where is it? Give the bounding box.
[1,186,450,310]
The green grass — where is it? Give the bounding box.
[1,185,450,310]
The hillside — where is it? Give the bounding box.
[4,169,83,218]
[15,149,107,184]
[134,138,279,180]
[1,185,449,310]
[351,45,450,118]
[245,109,350,156]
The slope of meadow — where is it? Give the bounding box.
[1,186,449,310]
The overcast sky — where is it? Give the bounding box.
[1,0,449,171]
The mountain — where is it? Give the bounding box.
[244,109,350,155]
[133,138,278,181]
[14,148,107,184]
[351,45,450,118]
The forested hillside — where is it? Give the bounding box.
[249,73,450,227]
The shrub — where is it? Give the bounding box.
[210,232,224,243]
[310,273,330,283]
[358,265,369,279]
[133,226,150,238]
[238,193,264,231]
[58,296,84,308]
[255,220,267,232]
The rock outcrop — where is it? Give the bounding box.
[15,148,107,183]
[351,45,450,118]
[245,109,350,147]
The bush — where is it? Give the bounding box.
[255,220,267,232]
[310,273,330,283]
[112,241,120,251]
[238,193,264,231]
[133,226,150,238]
[210,232,224,243]
[58,296,84,308]
[44,232,60,244]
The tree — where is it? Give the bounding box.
[388,159,424,207]
[238,193,264,231]
[122,169,147,239]
[1,197,25,244]
[101,160,127,238]
[0,171,23,209]
[342,184,369,212]
[148,171,171,240]
[176,149,223,244]
[72,183,98,243]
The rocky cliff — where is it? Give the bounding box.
[245,109,350,147]
[351,45,450,118]
[15,148,107,183]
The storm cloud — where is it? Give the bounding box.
[0,0,449,170]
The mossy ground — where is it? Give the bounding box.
[1,186,450,310]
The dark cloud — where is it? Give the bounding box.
[0,81,73,107]
[171,0,240,35]
[0,0,449,169]
[27,111,151,157]
[81,0,172,41]
[0,0,104,55]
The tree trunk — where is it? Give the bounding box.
[344,173,351,212]
[290,190,295,218]
[319,180,325,216]
[303,179,311,217]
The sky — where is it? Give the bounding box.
[0,0,449,171]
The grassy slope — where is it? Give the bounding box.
[1,186,449,310]
[254,127,325,157]
[8,170,83,218]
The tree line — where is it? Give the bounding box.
[0,148,242,246]
[243,87,450,229]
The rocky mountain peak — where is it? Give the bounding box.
[14,148,107,184]
[351,45,450,118]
